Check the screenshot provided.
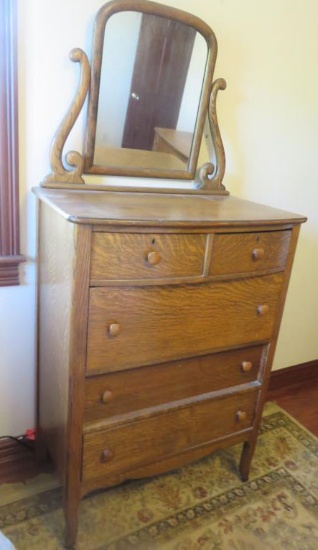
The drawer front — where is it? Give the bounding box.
[82,390,258,482]
[86,273,283,373]
[84,346,264,422]
[210,230,292,276]
[90,233,206,281]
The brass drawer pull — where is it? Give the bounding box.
[100,449,114,463]
[108,323,121,337]
[236,410,247,422]
[146,250,161,265]
[241,361,253,373]
[252,247,265,261]
[101,390,113,404]
[257,304,269,316]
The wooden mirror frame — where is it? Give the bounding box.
[42,0,227,194]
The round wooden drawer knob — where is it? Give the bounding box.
[108,323,121,337]
[236,410,247,422]
[101,390,113,404]
[241,361,253,373]
[257,304,269,316]
[146,250,161,265]
[100,448,114,463]
[252,247,265,261]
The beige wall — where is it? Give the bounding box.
[0,0,317,435]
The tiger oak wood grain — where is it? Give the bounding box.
[210,229,292,276]
[33,188,306,227]
[86,273,283,373]
[82,390,259,481]
[84,345,265,422]
[37,202,75,481]
[80,429,253,496]
[90,232,206,280]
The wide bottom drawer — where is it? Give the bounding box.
[82,390,259,482]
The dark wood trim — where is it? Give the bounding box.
[269,359,318,392]
[0,438,32,484]
[0,437,53,484]
[0,0,24,286]
[0,438,28,464]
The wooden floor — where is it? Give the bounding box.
[0,437,52,485]
[267,377,318,437]
[0,377,317,486]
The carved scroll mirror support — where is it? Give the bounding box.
[44,48,90,185]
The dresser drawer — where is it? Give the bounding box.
[82,390,258,482]
[84,346,264,422]
[86,273,283,373]
[210,230,292,276]
[90,232,206,281]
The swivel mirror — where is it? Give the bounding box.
[43,0,227,192]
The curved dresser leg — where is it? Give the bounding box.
[64,494,80,549]
[239,440,256,482]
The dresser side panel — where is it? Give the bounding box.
[37,201,76,481]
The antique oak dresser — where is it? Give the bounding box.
[34,187,305,546]
[33,0,306,546]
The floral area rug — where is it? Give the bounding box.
[1,403,318,549]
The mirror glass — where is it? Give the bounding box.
[89,10,208,175]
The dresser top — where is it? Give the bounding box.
[33,187,306,228]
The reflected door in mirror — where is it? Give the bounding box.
[121,14,196,151]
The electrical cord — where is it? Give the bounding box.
[0,435,35,451]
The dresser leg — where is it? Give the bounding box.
[64,496,80,549]
[239,440,255,481]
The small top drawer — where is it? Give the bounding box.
[210,230,292,276]
[90,233,206,281]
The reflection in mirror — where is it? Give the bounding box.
[93,11,207,172]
